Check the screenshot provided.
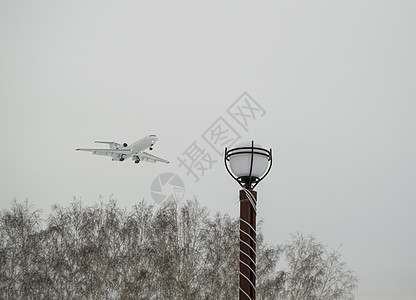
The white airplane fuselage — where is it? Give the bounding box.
[112,135,158,161]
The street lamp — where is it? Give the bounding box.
[224,141,272,300]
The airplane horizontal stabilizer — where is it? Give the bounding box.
[95,141,116,144]
[75,148,131,152]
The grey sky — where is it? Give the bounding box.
[1,1,415,299]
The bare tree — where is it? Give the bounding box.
[256,224,285,300]
[198,210,239,300]
[0,200,44,299]
[281,233,358,300]
[0,199,358,299]
[116,200,156,299]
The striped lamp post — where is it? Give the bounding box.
[225,141,272,300]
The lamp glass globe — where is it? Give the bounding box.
[229,142,269,179]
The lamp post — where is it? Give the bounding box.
[224,141,272,300]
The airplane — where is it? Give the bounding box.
[76,134,169,164]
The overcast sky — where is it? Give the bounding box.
[1,1,415,299]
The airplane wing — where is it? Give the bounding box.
[75,148,131,156]
[139,151,170,164]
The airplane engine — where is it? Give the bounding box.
[111,153,121,160]
[123,143,128,147]
[110,142,118,149]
